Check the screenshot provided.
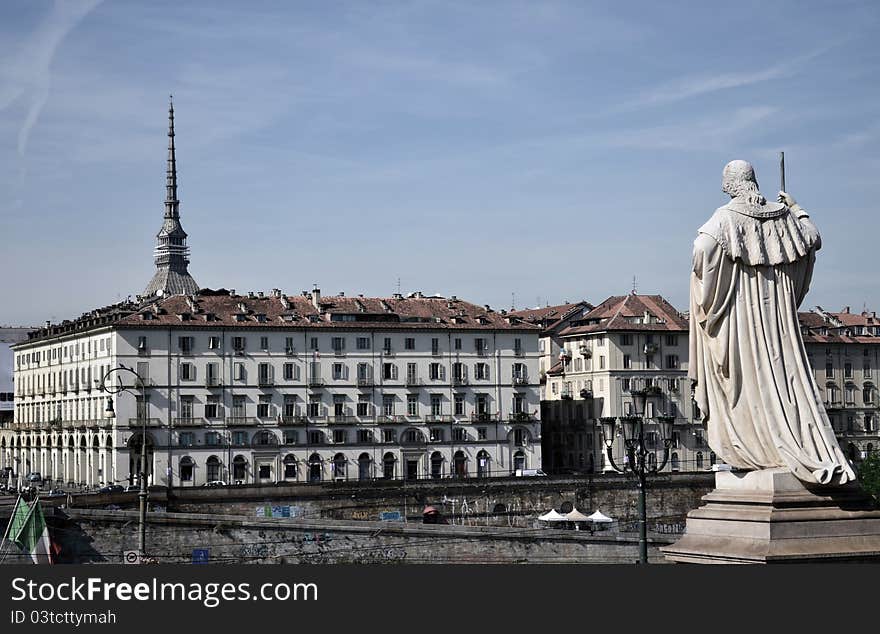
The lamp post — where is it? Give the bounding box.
[99,365,147,558]
[600,383,674,564]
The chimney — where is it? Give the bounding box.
[311,287,321,309]
[843,306,851,314]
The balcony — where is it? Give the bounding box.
[258,377,274,387]
[333,349,346,357]
[476,348,489,357]
[329,415,354,424]
[432,348,442,357]
[308,378,325,388]
[382,348,395,357]
[173,417,203,427]
[285,348,297,357]
[471,412,497,423]
[514,348,525,357]
[227,416,257,426]
[205,377,222,387]
[126,418,162,427]
[357,377,374,387]
[405,376,423,388]
[510,412,535,423]
[378,415,405,424]
[513,376,529,386]
[452,376,468,386]
[425,414,454,423]
[279,415,307,425]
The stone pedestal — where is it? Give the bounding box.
[661,468,880,563]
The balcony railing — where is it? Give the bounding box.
[357,376,374,387]
[425,414,454,423]
[510,412,535,423]
[226,416,257,426]
[126,418,162,427]
[205,377,222,387]
[258,376,274,386]
[513,376,529,386]
[382,348,395,357]
[406,376,423,387]
[279,415,307,425]
[173,417,203,427]
[452,376,468,386]
[308,378,325,387]
[432,348,442,357]
[471,412,497,423]
[329,415,354,424]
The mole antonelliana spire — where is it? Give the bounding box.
[143,96,200,298]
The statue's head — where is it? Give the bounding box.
[722,159,766,204]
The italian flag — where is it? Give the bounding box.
[5,496,53,564]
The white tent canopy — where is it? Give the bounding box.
[538,509,567,522]
[564,508,592,522]
[586,510,614,523]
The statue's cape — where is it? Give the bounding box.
[697,200,820,267]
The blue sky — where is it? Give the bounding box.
[1,0,879,325]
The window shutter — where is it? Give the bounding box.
[462,365,468,380]
[439,365,446,381]
[392,364,398,380]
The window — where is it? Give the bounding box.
[206,456,221,481]
[866,414,875,432]
[284,395,297,418]
[258,363,273,385]
[845,363,853,378]
[513,393,525,414]
[429,363,443,380]
[357,395,371,417]
[284,363,295,381]
[258,465,271,480]
[383,337,392,353]
[431,394,442,416]
[333,430,347,444]
[310,337,319,351]
[357,337,370,350]
[452,427,466,442]
[430,428,444,442]
[694,429,705,447]
[232,431,248,445]
[383,363,397,380]
[405,338,415,350]
[205,396,220,419]
[599,356,606,369]
[477,427,487,440]
[357,429,373,443]
[179,432,194,447]
[309,430,324,445]
[232,396,246,419]
[180,396,194,419]
[257,395,271,418]
[260,336,269,351]
[180,457,194,481]
[285,337,295,354]
[432,338,440,355]
[407,394,419,417]
[178,337,194,354]
[283,456,297,478]
[864,385,874,404]
[475,363,488,380]
[475,338,487,353]
[826,362,834,378]
[308,396,322,418]
[406,363,418,383]
[667,378,679,392]
[180,363,194,381]
[514,428,527,447]
[454,338,462,351]
[234,362,245,381]
[383,429,397,443]
[623,354,631,369]
[205,362,219,385]
[665,354,679,369]
[332,337,345,353]
[383,395,395,416]
[454,394,465,416]
[865,362,872,378]
[665,334,678,346]
[232,336,246,353]
[332,363,345,380]
[137,336,148,353]
[621,334,632,346]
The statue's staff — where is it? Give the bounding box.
[780,151,786,193]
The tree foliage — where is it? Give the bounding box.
[858,451,880,503]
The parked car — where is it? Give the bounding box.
[26,472,43,483]
[45,489,66,497]
[124,485,140,492]
[203,480,227,488]
[98,484,125,494]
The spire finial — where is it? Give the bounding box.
[165,95,178,218]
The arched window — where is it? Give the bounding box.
[253,430,278,446]
[309,453,322,482]
[709,451,716,466]
[92,436,100,448]
[513,450,526,473]
[358,453,372,481]
[206,456,221,482]
[283,455,297,480]
[430,451,443,479]
[696,451,704,470]
[477,450,490,478]
[180,456,194,482]
[106,436,113,449]
[864,383,874,404]
[382,452,396,479]
[333,453,347,480]
[453,450,467,478]
[646,452,657,472]
[671,452,680,471]
[232,455,247,482]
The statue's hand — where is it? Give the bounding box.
[778,191,797,207]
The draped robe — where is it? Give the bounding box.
[689,198,855,485]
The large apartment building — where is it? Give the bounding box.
[1,289,542,488]
[541,293,706,474]
[800,306,880,462]
[509,301,592,400]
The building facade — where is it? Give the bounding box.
[1,290,542,487]
[509,301,592,400]
[800,306,880,462]
[540,293,706,474]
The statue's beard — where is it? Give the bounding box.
[723,179,766,205]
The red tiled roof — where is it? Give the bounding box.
[113,291,540,331]
[558,293,688,336]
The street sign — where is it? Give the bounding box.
[379,510,403,522]
[192,548,210,564]
[123,550,140,564]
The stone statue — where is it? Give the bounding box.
[689,160,855,486]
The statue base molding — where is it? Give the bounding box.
[661,468,880,564]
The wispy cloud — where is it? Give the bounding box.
[0,0,102,156]
[620,45,837,111]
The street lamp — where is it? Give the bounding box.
[600,383,674,564]
[99,365,147,559]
